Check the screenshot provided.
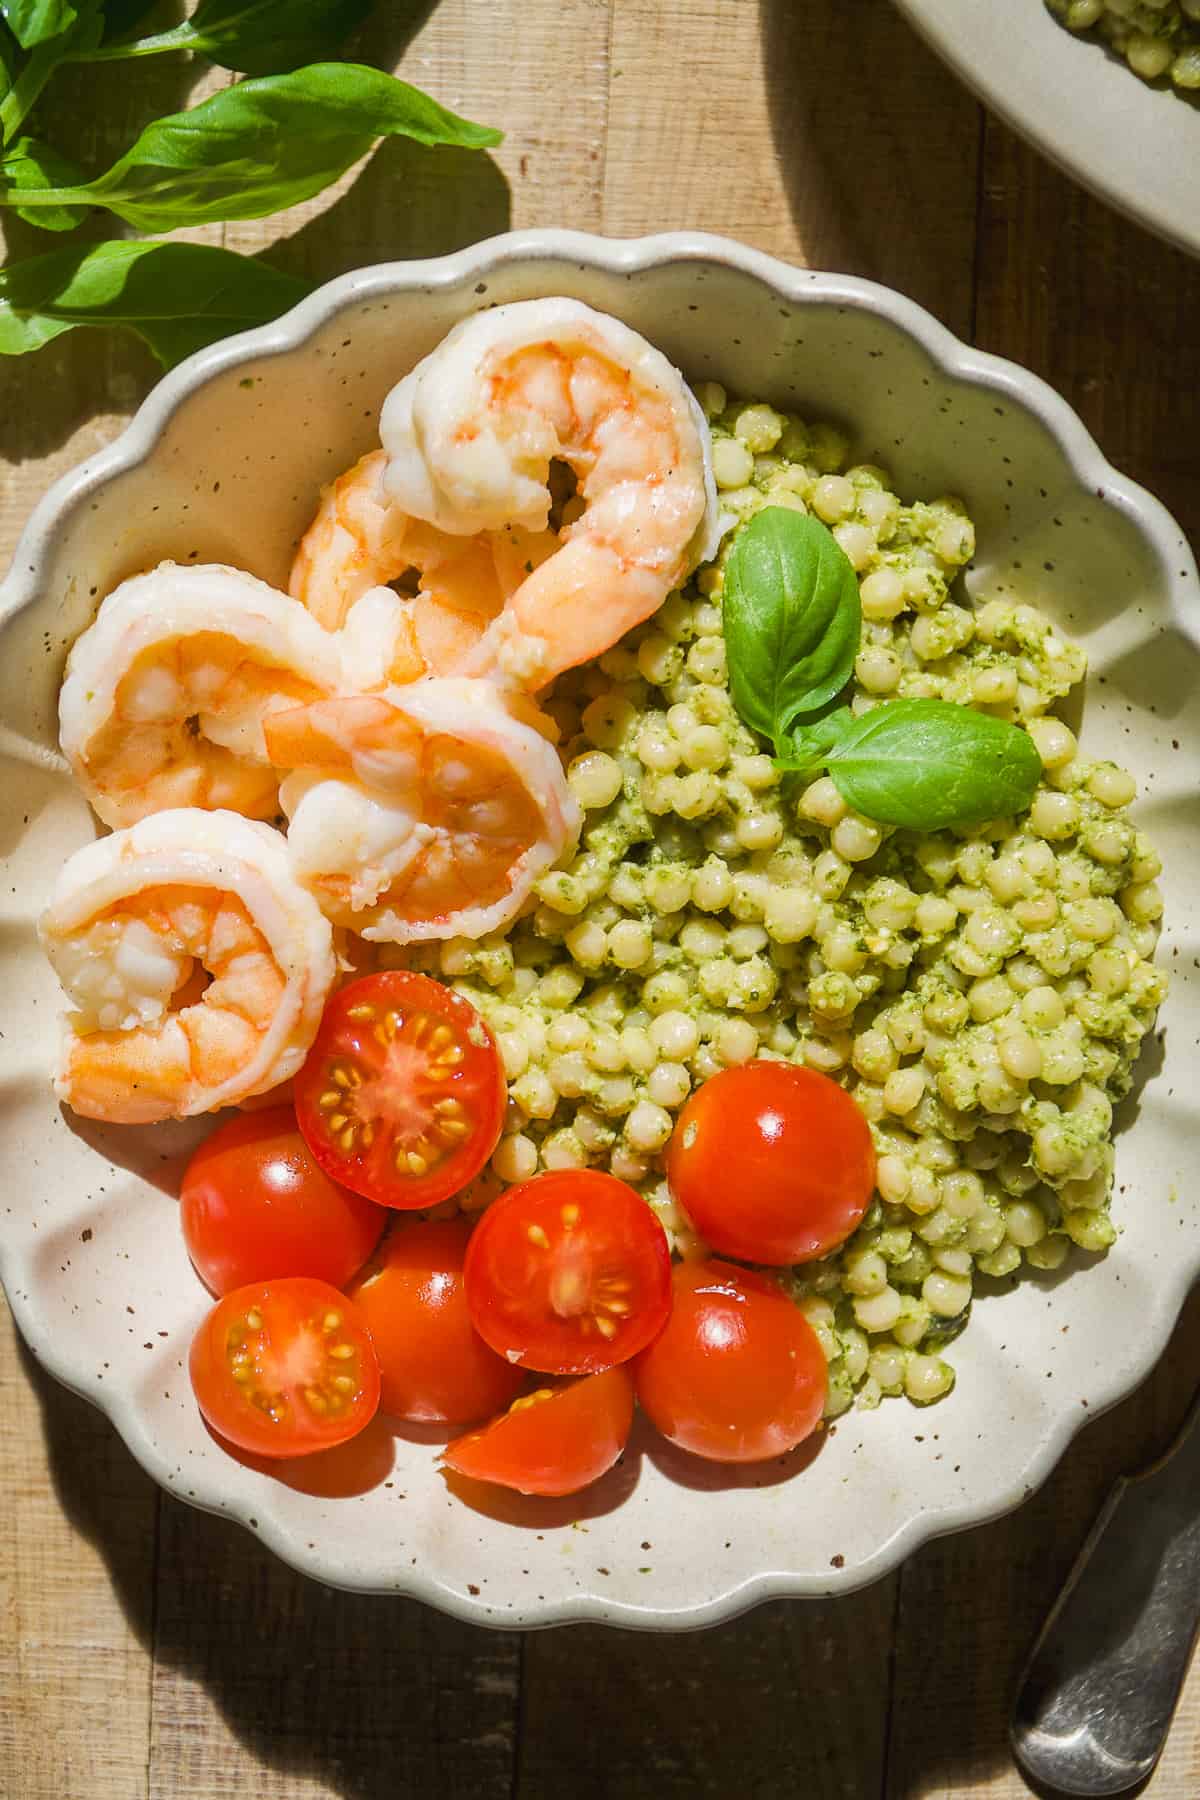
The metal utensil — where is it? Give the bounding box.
[1011,1390,1200,1795]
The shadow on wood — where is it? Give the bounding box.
[758,0,982,337]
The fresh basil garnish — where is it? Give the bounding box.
[0,0,83,50]
[0,64,501,231]
[1,134,87,228]
[779,697,1043,830]
[0,238,314,364]
[722,506,861,754]
[86,0,374,76]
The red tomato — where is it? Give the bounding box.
[666,1062,875,1265]
[442,1365,635,1496]
[635,1260,827,1464]
[189,1277,380,1458]
[293,972,506,1211]
[346,1218,527,1424]
[463,1170,672,1374]
[180,1107,386,1297]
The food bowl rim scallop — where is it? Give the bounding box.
[1,230,1197,1632]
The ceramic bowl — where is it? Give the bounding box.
[893,0,1200,258]
[1,230,1197,1630]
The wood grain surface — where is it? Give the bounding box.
[3,3,1199,1796]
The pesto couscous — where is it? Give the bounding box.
[1047,0,1200,89]
[399,383,1168,1419]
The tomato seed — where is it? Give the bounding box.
[332,1375,356,1394]
[245,1309,263,1330]
[561,1204,580,1228]
[596,1318,617,1340]
[323,1312,342,1332]
[346,1004,376,1022]
[527,1224,549,1249]
[329,1342,354,1360]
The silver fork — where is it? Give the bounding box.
[1011,1388,1200,1795]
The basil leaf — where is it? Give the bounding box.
[775,704,857,776]
[723,506,861,751]
[820,698,1043,830]
[0,0,81,49]
[1,133,86,227]
[0,237,313,364]
[92,0,373,73]
[5,62,501,229]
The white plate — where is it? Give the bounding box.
[1,231,1198,1629]
[894,0,1200,258]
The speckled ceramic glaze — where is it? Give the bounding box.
[1,231,1197,1630]
[894,0,1200,259]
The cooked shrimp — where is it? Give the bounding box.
[288,449,556,682]
[59,562,342,828]
[264,678,581,943]
[39,810,336,1125]
[379,297,720,689]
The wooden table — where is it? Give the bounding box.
[3,4,1199,1794]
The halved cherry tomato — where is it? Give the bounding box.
[463,1170,672,1374]
[666,1062,875,1265]
[346,1218,527,1424]
[189,1276,380,1458]
[293,972,506,1210]
[180,1107,386,1297]
[635,1259,827,1464]
[442,1365,635,1496]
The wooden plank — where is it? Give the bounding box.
[0,1300,159,1800]
[603,0,982,335]
[147,1495,521,1799]
[884,1285,1200,1798]
[223,0,611,276]
[516,1585,898,1798]
[973,119,1200,545]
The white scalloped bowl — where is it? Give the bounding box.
[893,0,1200,258]
[1,232,1198,1630]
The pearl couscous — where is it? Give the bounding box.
[398,385,1167,1419]
[1047,0,1200,89]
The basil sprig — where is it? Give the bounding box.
[83,0,374,75]
[778,699,1043,830]
[0,5,502,360]
[0,0,79,50]
[1,63,500,231]
[722,505,1045,830]
[0,238,314,364]
[1,132,87,228]
[722,506,861,755]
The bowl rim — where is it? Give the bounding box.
[2,227,1198,1630]
[890,0,1200,262]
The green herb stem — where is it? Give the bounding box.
[64,24,193,61]
[0,36,59,140]
[0,176,78,203]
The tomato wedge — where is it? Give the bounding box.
[181,1107,386,1296]
[635,1260,828,1464]
[294,972,506,1210]
[346,1219,527,1424]
[442,1365,635,1496]
[666,1062,876,1265]
[463,1170,672,1374]
[189,1276,380,1458]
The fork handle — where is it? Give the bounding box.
[1010,1392,1200,1797]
